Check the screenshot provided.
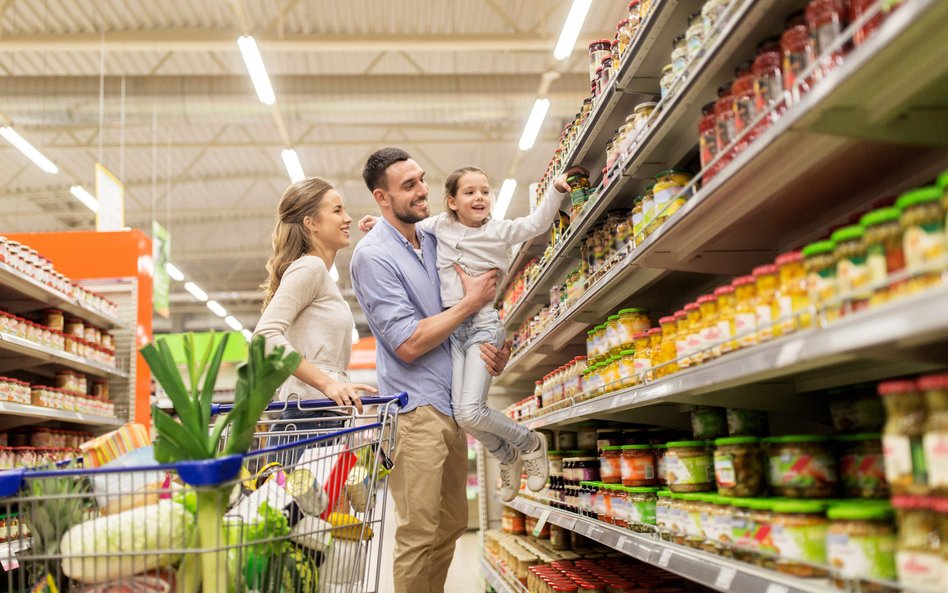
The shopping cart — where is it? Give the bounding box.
[0,393,407,593]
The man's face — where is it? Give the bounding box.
[381,159,430,224]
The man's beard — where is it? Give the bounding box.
[392,199,428,224]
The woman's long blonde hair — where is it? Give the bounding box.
[261,177,334,310]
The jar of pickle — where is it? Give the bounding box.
[893,495,942,591]
[653,169,693,224]
[665,441,714,493]
[711,285,736,353]
[920,374,948,494]
[657,315,679,378]
[586,328,598,361]
[698,101,718,169]
[605,315,622,357]
[628,487,658,528]
[803,240,839,324]
[896,186,945,291]
[599,56,614,89]
[731,275,758,348]
[604,358,621,393]
[594,324,607,362]
[832,225,871,315]
[771,500,830,578]
[753,37,784,123]
[648,327,662,377]
[826,502,898,589]
[714,437,766,497]
[632,332,652,380]
[781,11,815,104]
[765,435,838,498]
[702,0,732,38]
[714,82,735,155]
[631,195,645,240]
[600,446,623,484]
[619,350,637,389]
[748,498,779,569]
[774,251,809,335]
[836,433,887,498]
[861,207,906,305]
[671,34,688,75]
[674,310,689,369]
[627,0,642,31]
[616,211,632,256]
[660,64,676,99]
[753,264,778,342]
[641,183,657,236]
[621,445,657,487]
[851,0,886,47]
[694,294,720,359]
[683,303,703,366]
[618,308,650,350]
[630,101,657,140]
[685,11,703,59]
[879,379,927,495]
[617,19,633,60]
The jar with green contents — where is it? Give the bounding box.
[668,492,687,544]
[920,373,948,494]
[836,433,888,498]
[827,502,897,590]
[605,315,622,357]
[897,186,946,291]
[653,169,693,225]
[680,493,705,549]
[771,500,830,578]
[617,307,651,351]
[893,495,942,591]
[803,240,839,324]
[747,498,778,568]
[879,379,927,495]
[730,498,757,563]
[619,349,637,389]
[665,441,714,492]
[714,436,766,497]
[641,183,657,237]
[832,225,871,315]
[764,435,838,498]
[631,195,645,240]
[860,207,906,305]
[627,487,658,530]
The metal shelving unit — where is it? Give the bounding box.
[481,556,522,593]
[0,332,128,379]
[0,401,123,428]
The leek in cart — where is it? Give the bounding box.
[141,333,301,593]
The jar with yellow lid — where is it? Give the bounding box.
[657,315,680,378]
[697,294,722,359]
[683,303,703,366]
[648,328,662,378]
[632,332,651,381]
[714,285,737,353]
[673,310,690,369]
[641,183,657,237]
[619,349,637,389]
[732,275,758,348]
[832,225,871,315]
[897,186,946,293]
[803,240,839,325]
[605,315,622,357]
[753,264,778,342]
[774,251,809,335]
[617,308,650,352]
[860,207,906,305]
[653,169,693,226]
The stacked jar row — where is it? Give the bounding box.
[29,384,115,417]
[0,309,117,366]
[527,556,691,593]
[0,428,92,448]
[0,446,82,470]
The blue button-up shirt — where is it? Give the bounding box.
[350,217,453,416]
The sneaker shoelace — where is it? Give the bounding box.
[499,463,516,487]
[522,455,544,475]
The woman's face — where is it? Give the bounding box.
[306,189,353,251]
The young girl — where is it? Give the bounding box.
[360,165,585,501]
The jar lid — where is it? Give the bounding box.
[877,379,918,395]
[827,501,893,521]
[617,18,630,27]
[890,495,931,510]
[648,327,662,335]
[575,355,587,361]
[643,182,656,191]
[775,250,803,265]
[656,168,691,179]
[714,285,735,295]
[675,310,687,318]
[602,445,624,452]
[834,432,882,442]
[732,275,755,287]
[659,315,677,324]
[697,294,715,304]
[895,186,941,210]
[608,315,621,321]
[590,39,613,50]
[931,496,948,513]
[918,373,948,390]
[621,444,653,450]
[830,225,865,243]
[621,349,636,356]
[714,436,761,445]
[753,264,778,276]
[618,307,648,314]
[860,207,901,228]
[653,444,667,449]
[595,324,607,330]
[802,240,836,257]
[630,331,648,340]
[684,302,699,311]
[773,500,828,514]
[662,64,674,74]
[635,102,658,111]
[628,0,640,7]
[588,329,598,335]
[763,434,830,444]
[657,489,672,497]
[666,440,710,448]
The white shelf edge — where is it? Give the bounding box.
[0,331,129,379]
[0,401,123,427]
[481,556,521,593]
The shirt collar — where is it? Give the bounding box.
[378,216,431,250]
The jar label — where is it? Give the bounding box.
[838,257,870,297]
[630,500,656,525]
[656,503,669,528]
[734,313,757,346]
[710,512,733,544]
[866,247,888,286]
[756,305,774,341]
[676,338,689,366]
[904,223,946,273]
[633,356,652,374]
[923,430,948,488]
[732,515,751,547]
[621,454,655,482]
[717,320,733,353]
[686,508,702,537]
[714,452,737,487]
[827,531,897,580]
[600,455,622,482]
[896,551,942,589]
[839,451,887,496]
[666,452,713,485]
[686,332,703,357]
[768,450,838,487]
[776,296,795,332]
[882,434,915,486]
[770,523,827,563]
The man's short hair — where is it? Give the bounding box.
[363,147,412,192]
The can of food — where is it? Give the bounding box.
[286,468,329,517]
[346,465,373,512]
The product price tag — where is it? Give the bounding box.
[564,517,578,531]
[715,567,737,589]
[587,526,604,540]
[533,510,551,537]
[765,584,789,593]
[658,549,673,567]
[0,557,18,572]
[610,397,622,409]
[620,392,637,406]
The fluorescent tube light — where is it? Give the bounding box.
[207,300,227,317]
[165,262,185,282]
[518,98,550,151]
[553,0,593,60]
[281,148,305,183]
[237,35,276,105]
[493,179,517,220]
[184,281,208,302]
[224,315,243,331]
[69,185,99,213]
[330,264,340,282]
[1,127,59,174]
[241,329,253,342]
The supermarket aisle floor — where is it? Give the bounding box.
[376,494,484,593]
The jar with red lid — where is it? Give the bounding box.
[714,82,735,154]
[698,101,718,171]
[781,11,815,104]
[851,0,885,47]
[805,0,849,78]
[600,56,614,90]
[731,61,757,150]
[589,40,612,83]
[752,37,784,131]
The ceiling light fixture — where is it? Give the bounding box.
[237,35,276,105]
[518,98,551,151]
[165,262,185,282]
[1,126,59,174]
[493,179,518,220]
[184,281,208,302]
[281,148,305,182]
[69,185,99,213]
[207,300,227,318]
[553,0,594,60]
[224,315,243,331]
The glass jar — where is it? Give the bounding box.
[599,56,614,90]
[648,327,662,373]
[683,302,703,367]
[628,487,658,529]
[803,240,839,324]
[714,436,766,497]
[896,186,946,291]
[714,82,735,155]
[665,441,714,493]
[605,315,622,357]
[641,183,657,237]
[879,379,927,495]
[781,11,815,104]
[753,37,784,122]
[588,40,612,83]
[727,408,768,437]
[749,498,779,569]
[698,101,718,170]
[692,406,726,440]
[805,0,849,77]
[656,490,672,538]
[860,207,906,305]
[771,500,830,578]
[893,495,942,591]
[731,498,756,560]
[617,308,650,349]
[616,18,633,60]
[921,374,948,494]
[594,324,608,363]
[657,315,679,378]
[600,446,623,484]
[851,0,886,47]
[653,169,693,224]
[732,275,758,348]
[832,225,870,315]
[627,0,642,32]
[660,64,676,99]
[550,523,571,551]
[836,433,888,498]
[697,294,722,359]
[707,495,734,555]
[604,357,622,393]
[685,11,703,60]
[731,60,757,143]
[774,250,809,335]
[631,196,645,240]
[753,264,778,342]
[673,309,689,370]
[632,332,651,381]
[671,34,688,75]
[827,502,898,589]
[619,350,637,389]
[621,445,656,487]
[764,435,838,498]
[655,444,669,486]
[631,101,656,139]
[64,317,84,338]
[701,0,732,38]
[714,285,737,354]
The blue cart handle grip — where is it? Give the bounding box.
[210,392,409,416]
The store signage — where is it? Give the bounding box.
[95,163,124,231]
[152,221,171,318]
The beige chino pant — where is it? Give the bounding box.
[390,404,469,593]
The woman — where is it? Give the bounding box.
[254,176,376,420]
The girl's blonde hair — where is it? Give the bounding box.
[443,165,490,222]
[261,177,334,310]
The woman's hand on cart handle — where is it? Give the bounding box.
[324,381,377,413]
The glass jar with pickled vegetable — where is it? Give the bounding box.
[588,40,612,83]
[603,357,621,393]
[803,240,839,324]
[771,500,830,578]
[683,302,703,366]
[897,186,946,292]
[632,332,651,381]
[827,502,898,590]
[617,308,650,348]
[753,264,778,342]
[628,487,658,530]
[586,328,597,361]
[836,433,888,499]
[879,379,927,495]
[627,0,642,31]
[665,441,714,492]
[747,498,778,568]
[631,195,645,241]
[702,0,732,39]
[698,101,718,170]
[731,60,757,146]
[714,285,737,353]
[656,489,672,538]
[600,446,623,484]
[660,64,676,99]
[671,309,688,369]
[621,445,656,487]
[774,250,809,335]
[648,327,662,377]
[630,101,656,139]
[619,349,637,389]
[657,315,680,378]
[707,495,734,556]
[921,374,948,494]
[697,294,722,359]
[641,183,657,237]
[605,315,622,357]
[730,498,756,561]
[893,495,942,591]
[672,34,688,74]
[679,493,705,549]
[653,169,693,225]
[861,207,906,305]
[753,37,784,122]
[685,11,703,59]
[805,0,849,77]
[764,435,838,498]
[616,18,633,60]
[594,324,607,363]
[832,225,871,315]
[732,275,758,348]
[727,408,768,437]
[714,436,766,497]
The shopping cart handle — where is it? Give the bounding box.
[210,392,409,415]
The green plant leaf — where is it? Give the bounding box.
[200,333,229,432]
[157,338,203,437]
[152,407,210,459]
[208,411,234,456]
[184,333,198,400]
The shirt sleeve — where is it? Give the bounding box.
[253,257,324,355]
[350,246,420,352]
[416,212,444,235]
[490,184,567,245]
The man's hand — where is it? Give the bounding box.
[481,340,512,377]
[358,215,378,233]
[455,264,498,311]
[553,166,589,193]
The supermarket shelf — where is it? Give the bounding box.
[481,556,523,593]
[0,332,128,379]
[506,497,832,593]
[521,284,948,430]
[0,401,122,427]
[0,537,32,559]
[0,263,125,329]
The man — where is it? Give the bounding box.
[350,147,510,593]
